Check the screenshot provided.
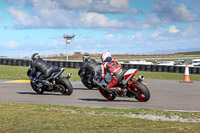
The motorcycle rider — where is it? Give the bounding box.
[80,55,100,84]
[30,53,56,88]
[97,52,124,92]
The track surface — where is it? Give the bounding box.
[0,79,200,111]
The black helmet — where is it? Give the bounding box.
[31,53,40,61]
[82,55,90,62]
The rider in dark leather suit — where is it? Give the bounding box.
[80,55,100,83]
[31,53,56,83]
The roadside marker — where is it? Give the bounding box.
[180,62,192,83]
[2,80,30,83]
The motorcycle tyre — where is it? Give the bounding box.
[98,86,116,100]
[30,81,44,94]
[130,81,150,102]
[81,79,94,89]
[57,78,73,95]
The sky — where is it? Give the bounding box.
[0,0,200,58]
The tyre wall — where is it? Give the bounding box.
[0,58,199,74]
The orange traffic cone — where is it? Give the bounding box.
[180,62,192,83]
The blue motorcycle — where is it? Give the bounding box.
[27,66,73,95]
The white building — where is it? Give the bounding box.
[129,60,153,65]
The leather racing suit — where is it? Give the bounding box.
[81,59,100,83]
[31,58,56,81]
[100,58,124,89]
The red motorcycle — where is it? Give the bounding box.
[96,69,150,102]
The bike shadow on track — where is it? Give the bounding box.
[16,92,64,96]
[73,87,98,90]
[79,98,138,102]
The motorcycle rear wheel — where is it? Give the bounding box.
[30,81,44,94]
[130,81,150,102]
[98,86,116,100]
[56,78,73,95]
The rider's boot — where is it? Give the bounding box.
[109,87,127,94]
[33,78,43,88]
[36,82,43,88]
[109,87,123,92]
[40,80,53,90]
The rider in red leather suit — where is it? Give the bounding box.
[98,52,124,91]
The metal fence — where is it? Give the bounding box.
[0,58,200,74]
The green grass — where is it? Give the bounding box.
[0,65,200,81]
[1,65,200,132]
[0,103,199,133]
[176,51,200,55]
[0,65,29,80]
[0,65,81,81]
[135,71,200,81]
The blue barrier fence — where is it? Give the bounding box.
[0,58,200,74]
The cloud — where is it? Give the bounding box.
[0,40,21,49]
[176,0,200,12]
[6,0,200,31]
[154,0,200,23]
[181,24,200,37]
[56,0,137,14]
[7,5,123,29]
[105,34,114,39]
[7,0,137,14]
[169,25,180,33]
[7,6,40,28]
[80,12,123,28]
[6,0,142,29]
[132,32,142,39]
[2,24,200,56]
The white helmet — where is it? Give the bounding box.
[101,52,111,62]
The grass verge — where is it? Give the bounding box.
[0,103,200,133]
[0,65,81,81]
[0,65,200,81]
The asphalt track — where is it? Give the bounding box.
[0,79,200,112]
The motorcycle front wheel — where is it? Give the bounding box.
[81,78,94,89]
[130,81,150,102]
[98,86,116,100]
[30,81,44,94]
[56,78,73,95]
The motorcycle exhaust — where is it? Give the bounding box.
[66,73,72,79]
[137,75,144,82]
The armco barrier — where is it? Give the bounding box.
[0,57,200,74]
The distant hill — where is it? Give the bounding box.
[176,51,200,55]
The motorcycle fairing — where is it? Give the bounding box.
[51,68,65,78]
[122,69,138,84]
